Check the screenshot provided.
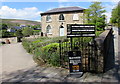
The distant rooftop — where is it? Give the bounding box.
[41,6,85,15]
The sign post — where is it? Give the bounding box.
[67,24,95,75]
[68,51,82,73]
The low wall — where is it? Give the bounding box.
[95,28,114,72]
[0,37,17,44]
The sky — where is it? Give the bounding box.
[0,0,119,23]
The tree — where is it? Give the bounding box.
[110,2,120,27]
[84,9,91,23]
[31,25,41,29]
[1,30,10,38]
[0,23,8,30]
[85,2,106,30]
[22,27,33,37]
[15,29,23,37]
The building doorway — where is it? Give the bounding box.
[60,25,64,36]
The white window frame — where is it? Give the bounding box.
[73,13,79,21]
[46,15,52,22]
[46,25,52,34]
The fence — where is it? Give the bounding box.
[59,28,114,73]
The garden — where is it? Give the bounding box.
[22,30,103,67]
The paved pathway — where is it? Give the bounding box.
[0,43,69,82]
[1,27,120,83]
[0,43,37,82]
[1,43,36,73]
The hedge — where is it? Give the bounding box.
[22,36,66,66]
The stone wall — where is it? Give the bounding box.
[95,28,114,73]
[0,37,17,44]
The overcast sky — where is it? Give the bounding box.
[0,0,118,22]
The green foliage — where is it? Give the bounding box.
[15,29,23,37]
[1,30,10,38]
[9,32,15,37]
[41,43,60,66]
[0,30,2,38]
[33,30,41,35]
[85,2,106,30]
[96,31,103,37]
[22,27,33,36]
[42,43,59,52]
[0,19,41,38]
[1,23,8,30]
[96,21,104,31]
[110,2,120,27]
[32,40,42,44]
[31,25,41,29]
[22,37,66,67]
[22,39,32,53]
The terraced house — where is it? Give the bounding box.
[40,6,86,37]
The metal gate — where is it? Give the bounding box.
[59,24,98,72]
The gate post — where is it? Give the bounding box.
[59,40,62,66]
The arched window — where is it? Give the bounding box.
[46,25,52,33]
[60,25,64,28]
[46,15,51,22]
[73,14,79,20]
[59,14,64,20]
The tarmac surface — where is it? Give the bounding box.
[0,27,120,83]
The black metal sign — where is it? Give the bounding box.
[66,24,96,75]
[67,24,95,37]
[68,51,82,73]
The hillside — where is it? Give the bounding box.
[1,19,40,26]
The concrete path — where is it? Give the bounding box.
[0,43,69,82]
[1,43,36,73]
[0,43,37,82]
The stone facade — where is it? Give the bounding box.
[41,7,85,37]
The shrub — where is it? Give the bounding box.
[22,27,33,37]
[33,30,41,35]
[42,43,59,52]
[22,36,66,67]
[1,30,10,38]
[41,43,60,66]
[32,40,42,44]
[22,39,31,53]
[15,29,23,37]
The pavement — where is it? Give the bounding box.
[0,43,36,83]
[0,27,120,83]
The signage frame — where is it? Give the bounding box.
[68,51,82,73]
[67,24,96,37]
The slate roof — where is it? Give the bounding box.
[41,6,85,15]
[14,26,22,30]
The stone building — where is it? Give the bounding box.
[40,6,86,37]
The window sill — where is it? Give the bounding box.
[59,20,65,22]
[46,21,52,23]
[47,33,52,35]
[73,20,79,21]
